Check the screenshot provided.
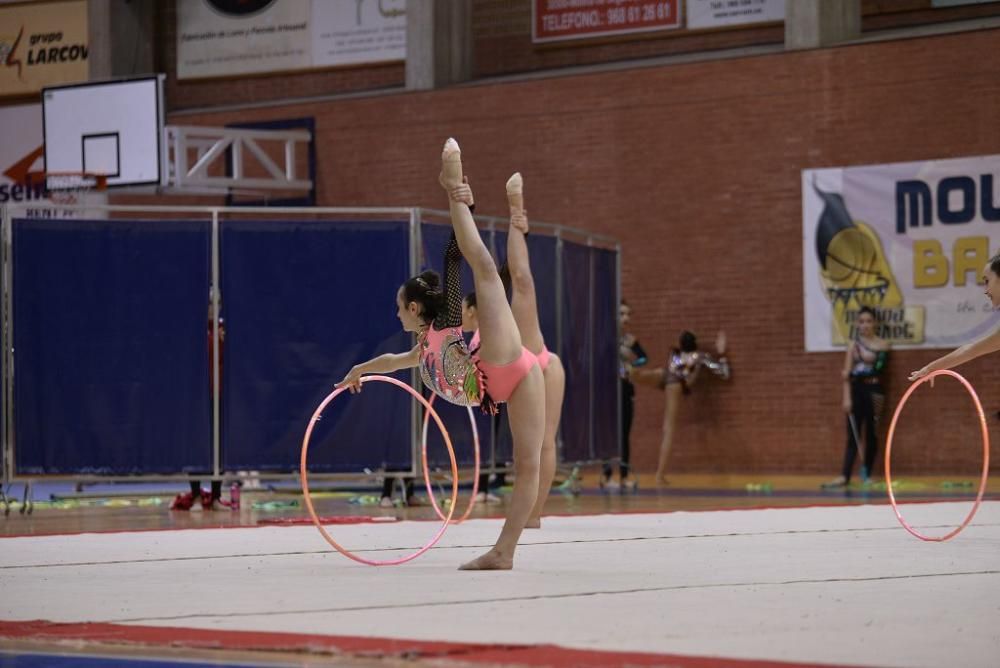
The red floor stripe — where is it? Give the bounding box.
[0,619,865,668]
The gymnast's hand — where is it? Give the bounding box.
[336,366,364,394]
[908,366,931,382]
[450,177,474,207]
[510,210,529,234]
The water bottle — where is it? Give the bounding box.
[230,482,240,510]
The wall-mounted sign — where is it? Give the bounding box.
[0,0,89,97]
[532,1,681,44]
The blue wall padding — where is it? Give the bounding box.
[559,241,595,461]
[8,216,617,478]
[220,220,412,473]
[592,246,619,460]
[13,218,212,474]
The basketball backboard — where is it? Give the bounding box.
[41,75,164,190]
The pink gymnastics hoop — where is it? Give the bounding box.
[420,392,480,523]
[885,369,990,542]
[300,375,458,565]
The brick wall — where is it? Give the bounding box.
[468,0,1000,80]
[158,1,1000,112]
[470,0,783,78]
[170,27,1000,475]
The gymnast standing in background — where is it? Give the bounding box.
[825,306,889,488]
[603,300,646,492]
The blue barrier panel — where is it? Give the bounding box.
[13,218,212,475]
[1,225,4,482]
[559,241,594,461]
[592,246,619,460]
[529,235,559,350]
[221,220,411,473]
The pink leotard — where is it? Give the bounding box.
[419,237,537,410]
[477,347,538,402]
[535,345,551,372]
[418,237,486,407]
[419,323,482,406]
[468,329,540,402]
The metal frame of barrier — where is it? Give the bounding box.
[0,203,620,491]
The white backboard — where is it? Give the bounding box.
[42,75,164,189]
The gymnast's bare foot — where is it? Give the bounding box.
[655,476,669,487]
[440,138,463,191]
[524,517,541,529]
[506,172,523,215]
[459,549,513,570]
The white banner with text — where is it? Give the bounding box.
[686,0,783,30]
[177,0,406,79]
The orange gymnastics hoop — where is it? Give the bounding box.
[884,369,990,542]
[300,375,458,565]
[420,392,480,523]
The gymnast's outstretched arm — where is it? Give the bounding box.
[336,346,421,393]
[909,326,1000,381]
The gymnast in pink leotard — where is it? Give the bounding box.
[502,180,566,530]
[456,172,565,530]
[410,237,537,412]
[411,238,490,410]
[337,138,545,571]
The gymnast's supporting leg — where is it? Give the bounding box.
[655,382,682,485]
[527,355,564,527]
[503,172,566,528]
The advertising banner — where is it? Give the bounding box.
[802,155,1000,352]
[532,0,681,43]
[177,0,406,79]
[687,0,783,30]
[0,0,88,97]
[0,102,106,218]
[177,0,310,79]
[312,0,405,68]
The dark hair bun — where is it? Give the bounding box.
[418,270,440,290]
[401,270,445,324]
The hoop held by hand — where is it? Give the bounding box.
[884,370,989,542]
[300,375,458,565]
